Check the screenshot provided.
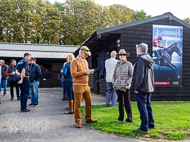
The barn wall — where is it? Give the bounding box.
[1,57,64,88]
[118,18,190,101]
[93,18,190,101]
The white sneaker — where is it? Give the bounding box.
[34,104,39,107]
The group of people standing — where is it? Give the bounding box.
[0,53,41,113]
[60,44,155,133]
[105,43,155,133]
[1,43,155,133]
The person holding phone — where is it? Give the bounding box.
[70,46,97,128]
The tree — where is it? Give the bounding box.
[53,2,65,14]
[31,0,63,44]
[0,0,16,42]
[133,10,151,21]
[183,18,190,24]
[112,4,134,24]
[63,0,105,45]
[16,0,36,43]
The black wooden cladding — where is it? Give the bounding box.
[88,17,190,101]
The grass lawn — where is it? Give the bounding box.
[81,102,190,141]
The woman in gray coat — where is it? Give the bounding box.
[113,49,133,123]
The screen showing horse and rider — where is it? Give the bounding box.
[152,25,183,87]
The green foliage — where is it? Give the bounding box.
[81,102,190,140]
[0,0,151,44]
[183,18,190,24]
[133,10,151,21]
[53,2,65,14]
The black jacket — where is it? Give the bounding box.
[132,54,155,93]
[29,63,41,82]
[1,64,8,79]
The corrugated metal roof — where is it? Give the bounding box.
[0,42,79,52]
[0,50,69,58]
[0,43,79,58]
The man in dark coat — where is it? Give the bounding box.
[0,60,8,96]
[28,57,41,107]
[132,43,155,133]
[16,53,31,112]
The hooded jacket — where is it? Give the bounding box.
[132,54,155,93]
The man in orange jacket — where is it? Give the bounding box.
[70,46,97,128]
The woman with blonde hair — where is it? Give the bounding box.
[63,54,75,114]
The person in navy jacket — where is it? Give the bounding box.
[0,60,8,96]
[63,54,75,114]
[16,53,31,112]
[28,57,41,107]
[60,62,68,101]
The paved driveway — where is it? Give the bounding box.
[0,88,138,142]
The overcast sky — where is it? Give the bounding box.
[48,0,190,19]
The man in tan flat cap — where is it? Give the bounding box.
[70,46,97,128]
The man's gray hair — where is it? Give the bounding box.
[111,51,117,57]
[136,43,148,53]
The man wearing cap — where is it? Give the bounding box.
[70,46,97,128]
[28,57,41,107]
[105,51,118,107]
[16,53,31,112]
[132,43,155,133]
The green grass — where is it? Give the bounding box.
[81,102,190,140]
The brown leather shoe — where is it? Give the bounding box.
[86,119,98,123]
[75,122,81,128]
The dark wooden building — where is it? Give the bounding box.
[74,12,190,101]
[0,43,78,88]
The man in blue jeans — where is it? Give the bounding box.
[17,53,31,112]
[105,51,118,107]
[132,43,155,133]
[0,60,8,96]
[28,57,41,107]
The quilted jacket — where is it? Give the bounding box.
[113,60,133,90]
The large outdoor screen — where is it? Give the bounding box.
[152,25,183,87]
